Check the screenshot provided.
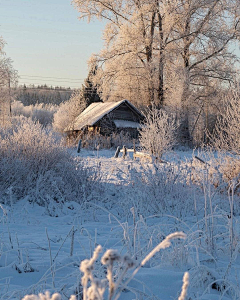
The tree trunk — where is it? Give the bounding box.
[180,17,192,145]
[157,9,164,108]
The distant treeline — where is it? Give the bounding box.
[16,84,75,106]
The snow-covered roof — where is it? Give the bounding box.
[113,120,141,129]
[65,100,143,131]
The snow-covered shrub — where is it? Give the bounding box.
[189,151,240,199]
[53,90,86,133]
[218,156,240,186]
[31,103,58,126]
[207,89,240,186]
[121,162,195,218]
[12,101,58,126]
[210,89,240,155]
[0,116,96,206]
[139,108,178,160]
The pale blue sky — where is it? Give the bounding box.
[0,0,105,88]
[1,1,239,89]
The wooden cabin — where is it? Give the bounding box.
[65,100,144,138]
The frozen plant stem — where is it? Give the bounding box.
[178,272,189,300]
[46,228,55,288]
[107,264,114,300]
[228,181,239,257]
[114,231,186,300]
[70,225,75,257]
[80,245,102,300]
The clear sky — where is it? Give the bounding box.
[0,0,105,88]
[1,1,239,89]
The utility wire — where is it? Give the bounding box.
[19,79,84,85]
[19,74,86,81]
[17,88,76,92]
[19,75,85,88]
[17,87,100,92]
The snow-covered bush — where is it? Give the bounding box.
[120,162,194,219]
[0,116,96,206]
[139,108,178,160]
[12,101,58,126]
[189,150,240,199]
[53,90,86,133]
[206,89,240,188]
[211,89,240,155]
[31,103,58,126]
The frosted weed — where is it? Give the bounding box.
[22,232,188,300]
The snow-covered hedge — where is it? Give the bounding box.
[0,117,95,206]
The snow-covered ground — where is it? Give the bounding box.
[0,149,239,300]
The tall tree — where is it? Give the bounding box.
[73,0,239,123]
[0,37,18,125]
[73,0,168,106]
[80,65,102,106]
[169,0,240,142]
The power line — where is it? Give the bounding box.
[17,87,77,92]
[19,84,81,89]
[19,74,86,81]
[19,79,83,85]
[17,86,101,93]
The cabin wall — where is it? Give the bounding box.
[111,103,140,122]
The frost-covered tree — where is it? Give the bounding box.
[53,67,102,133]
[73,0,239,112]
[169,0,240,142]
[0,37,18,125]
[53,89,86,133]
[73,0,170,106]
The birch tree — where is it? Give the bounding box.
[73,0,239,145]
[73,0,239,106]
[73,0,174,107]
[169,0,240,142]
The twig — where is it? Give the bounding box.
[45,228,55,288]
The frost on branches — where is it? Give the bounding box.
[139,108,178,160]
[211,89,240,156]
[0,117,93,206]
[53,89,86,133]
[73,0,239,113]
[0,36,18,126]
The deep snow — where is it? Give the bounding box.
[0,149,239,300]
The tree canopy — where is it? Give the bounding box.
[73,0,239,107]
